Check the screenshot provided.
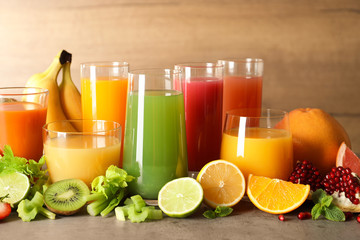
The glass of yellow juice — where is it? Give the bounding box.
[220,109,293,182]
[43,120,121,186]
[80,62,128,166]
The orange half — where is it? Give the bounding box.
[247,174,310,214]
[197,160,245,208]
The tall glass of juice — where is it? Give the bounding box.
[218,59,263,126]
[220,109,293,182]
[0,87,48,160]
[81,62,128,166]
[122,69,188,199]
[43,119,121,186]
[174,63,223,173]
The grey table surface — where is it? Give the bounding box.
[1,198,359,240]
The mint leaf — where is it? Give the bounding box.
[203,210,216,219]
[312,189,327,203]
[323,204,345,222]
[311,203,322,220]
[321,195,333,208]
[215,206,233,217]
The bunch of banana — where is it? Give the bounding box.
[25,50,82,131]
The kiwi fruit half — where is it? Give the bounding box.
[44,179,90,215]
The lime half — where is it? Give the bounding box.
[0,172,30,204]
[158,177,203,218]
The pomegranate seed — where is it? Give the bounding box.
[297,212,311,220]
[345,212,353,221]
[357,215,360,223]
[353,198,360,205]
[278,215,285,221]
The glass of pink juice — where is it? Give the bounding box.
[43,120,121,186]
[218,59,263,126]
[0,87,48,160]
[220,109,293,182]
[81,62,128,166]
[174,63,224,173]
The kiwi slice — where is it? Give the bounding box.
[44,179,90,215]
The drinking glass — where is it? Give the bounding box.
[122,69,188,199]
[174,63,223,173]
[80,61,128,166]
[43,119,121,186]
[220,109,293,181]
[0,87,48,160]
[218,59,263,125]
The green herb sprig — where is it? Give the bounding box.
[311,189,345,222]
[203,206,233,219]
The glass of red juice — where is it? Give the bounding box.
[218,59,264,126]
[0,87,48,160]
[174,63,224,174]
[122,69,188,199]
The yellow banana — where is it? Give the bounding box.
[25,50,75,131]
[59,61,82,120]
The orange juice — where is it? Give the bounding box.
[81,77,128,165]
[220,127,293,181]
[44,135,121,186]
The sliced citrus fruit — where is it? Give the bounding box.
[247,174,310,214]
[336,142,360,176]
[158,177,203,218]
[196,160,245,208]
[0,172,30,204]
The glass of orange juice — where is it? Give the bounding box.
[43,119,121,186]
[220,109,293,181]
[80,62,128,166]
[0,87,48,160]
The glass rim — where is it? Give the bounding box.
[129,68,180,76]
[43,119,122,135]
[225,108,288,119]
[0,87,49,96]
[217,58,264,64]
[174,62,224,69]
[80,61,129,68]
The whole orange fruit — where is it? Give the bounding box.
[287,108,351,174]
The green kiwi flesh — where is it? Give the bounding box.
[44,179,90,215]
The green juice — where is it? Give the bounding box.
[123,90,188,199]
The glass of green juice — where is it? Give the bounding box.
[122,69,188,200]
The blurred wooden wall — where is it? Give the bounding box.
[0,0,359,152]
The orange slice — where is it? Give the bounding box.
[196,160,245,208]
[247,174,310,214]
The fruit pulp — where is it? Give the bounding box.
[81,77,128,166]
[123,90,188,199]
[0,102,47,160]
[220,127,293,181]
[222,76,262,125]
[44,135,121,186]
[183,77,223,171]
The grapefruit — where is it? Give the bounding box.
[284,108,351,174]
[336,142,360,176]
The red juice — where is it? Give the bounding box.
[183,77,223,171]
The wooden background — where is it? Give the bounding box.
[0,0,359,153]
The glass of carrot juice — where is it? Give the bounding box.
[43,119,121,186]
[220,109,293,182]
[218,59,263,126]
[0,87,48,160]
[80,62,128,166]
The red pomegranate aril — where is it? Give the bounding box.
[278,215,285,221]
[298,212,311,220]
[357,215,360,223]
[345,212,353,221]
[353,198,360,205]
[288,160,323,192]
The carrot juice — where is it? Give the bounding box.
[220,127,293,181]
[0,102,47,160]
[81,76,128,165]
